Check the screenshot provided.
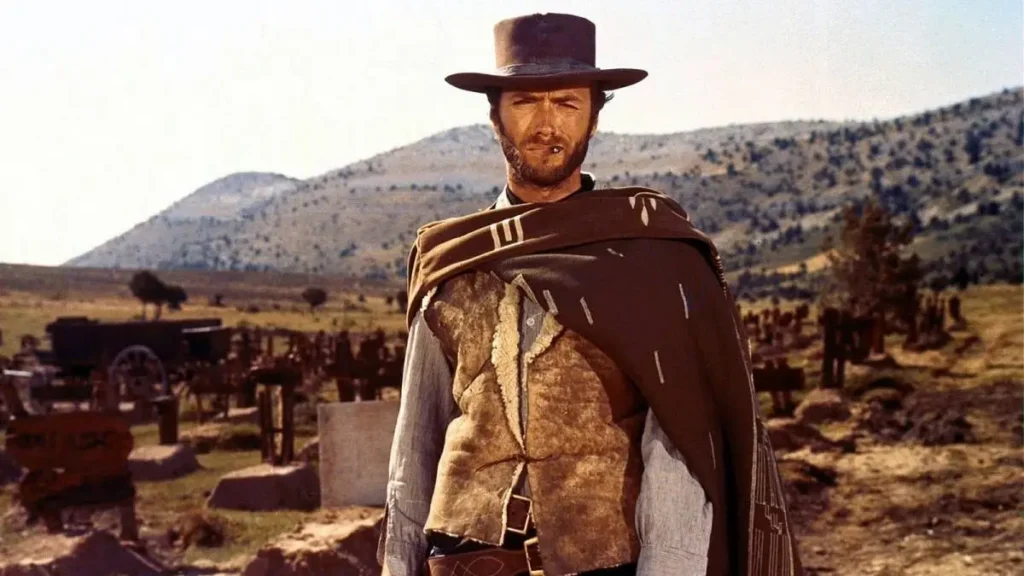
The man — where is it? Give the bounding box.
[378,13,801,576]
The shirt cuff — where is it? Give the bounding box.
[382,535,429,576]
[637,545,709,576]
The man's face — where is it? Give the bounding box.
[493,85,597,188]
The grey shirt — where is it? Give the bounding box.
[379,181,714,575]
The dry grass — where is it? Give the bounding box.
[0,264,409,357]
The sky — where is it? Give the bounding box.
[0,0,1020,266]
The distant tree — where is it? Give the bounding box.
[129,270,170,320]
[395,290,408,312]
[164,285,188,311]
[301,287,328,314]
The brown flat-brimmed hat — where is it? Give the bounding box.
[445,13,648,93]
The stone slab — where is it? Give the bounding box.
[318,400,400,508]
[206,463,320,511]
[128,444,200,481]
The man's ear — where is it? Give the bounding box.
[588,115,600,139]
[488,108,502,140]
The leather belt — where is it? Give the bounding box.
[425,539,543,576]
[425,494,543,576]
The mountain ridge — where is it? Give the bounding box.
[65,87,1024,294]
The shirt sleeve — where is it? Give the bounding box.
[635,408,714,576]
[377,310,459,575]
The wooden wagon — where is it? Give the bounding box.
[31,316,225,410]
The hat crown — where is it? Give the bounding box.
[494,13,596,69]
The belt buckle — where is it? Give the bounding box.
[506,494,532,535]
[523,536,543,575]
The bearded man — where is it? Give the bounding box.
[378,13,802,576]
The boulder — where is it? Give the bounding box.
[0,530,166,576]
[242,510,384,576]
[207,463,320,511]
[794,388,851,425]
[129,444,200,481]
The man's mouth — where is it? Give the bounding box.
[526,144,564,154]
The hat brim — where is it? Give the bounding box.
[445,68,648,93]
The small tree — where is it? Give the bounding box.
[395,290,408,312]
[165,285,188,311]
[301,287,328,314]
[821,197,922,323]
[129,270,168,320]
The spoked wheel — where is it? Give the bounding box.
[108,345,167,408]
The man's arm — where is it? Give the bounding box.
[377,310,458,576]
[635,409,714,575]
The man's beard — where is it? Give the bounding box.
[495,118,594,188]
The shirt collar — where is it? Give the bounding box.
[494,172,597,209]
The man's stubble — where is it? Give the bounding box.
[494,115,596,189]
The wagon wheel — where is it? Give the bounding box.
[108,345,168,406]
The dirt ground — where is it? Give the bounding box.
[781,285,1023,575]
[1,284,1021,575]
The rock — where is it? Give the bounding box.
[180,422,261,453]
[129,444,200,481]
[180,423,229,454]
[298,436,319,463]
[766,419,841,453]
[211,406,259,425]
[861,387,905,411]
[0,449,22,486]
[795,388,851,425]
[0,530,166,576]
[242,511,384,576]
[207,463,320,511]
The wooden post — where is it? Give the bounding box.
[821,308,838,389]
[872,312,886,355]
[258,386,273,463]
[155,395,178,445]
[119,499,140,541]
[281,382,295,465]
[836,311,851,389]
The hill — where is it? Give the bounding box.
[65,88,1024,295]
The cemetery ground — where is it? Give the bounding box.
[0,264,1021,574]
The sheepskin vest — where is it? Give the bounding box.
[421,270,647,575]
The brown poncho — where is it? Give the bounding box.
[405,186,803,576]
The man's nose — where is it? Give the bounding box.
[530,105,556,138]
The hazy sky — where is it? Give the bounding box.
[1,0,1020,266]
